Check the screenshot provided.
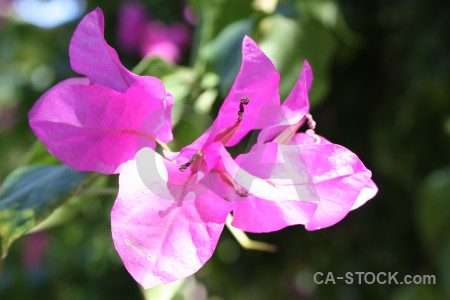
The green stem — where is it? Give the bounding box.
[225,214,277,252]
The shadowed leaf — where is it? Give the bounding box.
[0,164,90,258]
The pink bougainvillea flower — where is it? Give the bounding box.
[111,36,283,288]
[232,136,375,232]
[257,60,313,144]
[237,60,378,231]
[201,58,376,233]
[111,36,377,288]
[28,8,173,174]
[111,144,235,288]
[190,36,280,148]
[287,133,378,230]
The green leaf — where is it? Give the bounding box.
[132,55,199,107]
[0,164,90,258]
[188,0,255,74]
[132,57,177,78]
[416,166,450,297]
[297,0,361,47]
[162,68,199,106]
[22,140,60,165]
[201,18,252,95]
[259,13,336,106]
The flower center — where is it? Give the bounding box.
[213,98,251,145]
[179,98,251,172]
[237,97,250,122]
[304,113,321,144]
[179,150,203,172]
[273,113,320,144]
[218,170,250,198]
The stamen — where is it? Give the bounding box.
[305,113,316,130]
[305,114,321,144]
[273,113,321,144]
[179,150,202,172]
[218,170,251,197]
[237,98,250,122]
[236,188,250,197]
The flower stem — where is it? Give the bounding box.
[225,214,277,252]
[155,138,173,152]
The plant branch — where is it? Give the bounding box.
[225,214,277,252]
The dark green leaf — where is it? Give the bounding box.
[259,13,336,106]
[202,18,253,95]
[0,165,90,258]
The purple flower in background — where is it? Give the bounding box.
[0,0,12,29]
[0,106,18,133]
[21,231,49,271]
[0,0,11,7]
[117,2,148,53]
[183,5,196,25]
[139,20,191,63]
[117,2,191,63]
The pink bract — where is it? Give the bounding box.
[290,133,378,230]
[110,34,377,289]
[190,36,281,150]
[111,36,285,288]
[233,57,377,231]
[231,134,375,232]
[111,148,235,288]
[28,8,173,174]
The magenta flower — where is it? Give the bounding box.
[230,136,377,232]
[231,60,378,231]
[28,8,173,174]
[111,36,281,288]
[27,7,376,288]
[111,36,377,288]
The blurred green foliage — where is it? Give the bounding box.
[0,0,449,299]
